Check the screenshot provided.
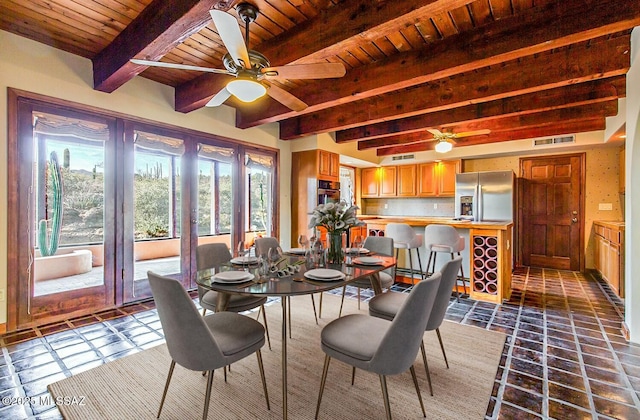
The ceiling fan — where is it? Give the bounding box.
[427,128,491,153]
[130,3,346,112]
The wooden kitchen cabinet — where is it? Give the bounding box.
[620,147,625,194]
[397,165,417,196]
[379,166,397,196]
[361,167,379,197]
[417,160,460,197]
[360,166,396,197]
[593,221,624,297]
[318,150,339,180]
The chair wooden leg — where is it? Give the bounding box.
[420,341,433,396]
[315,355,331,420]
[157,360,176,418]
[319,292,324,318]
[339,286,347,317]
[261,305,271,350]
[202,368,215,420]
[379,374,392,420]
[410,365,426,417]
[435,328,449,369]
[223,365,227,382]
[311,294,319,325]
[357,287,361,310]
[256,350,270,410]
[351,366,356,385]
[201,308,207,316]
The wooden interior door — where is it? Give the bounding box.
[519,154,584,271]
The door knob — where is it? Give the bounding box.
[572,210,578,215]
[572,218,578,223]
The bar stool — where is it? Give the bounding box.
[385,223,423,285]
[424,224,467,301]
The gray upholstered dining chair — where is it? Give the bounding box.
[315,272,442,420]
[254,236,319,329]
[147,271,270,420]
[368,256,463,396]
[338,236,396,317]
[196,243,271,349]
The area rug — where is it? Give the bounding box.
[49,293,505,419]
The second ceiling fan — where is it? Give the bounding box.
[131,2,346,111]
[427,128,491,153]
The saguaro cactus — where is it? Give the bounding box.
[38,151,64,257]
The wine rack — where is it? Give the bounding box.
[472,235,499,295]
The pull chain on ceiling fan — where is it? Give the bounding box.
[130,2,346,112]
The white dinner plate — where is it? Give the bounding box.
[304,269,345,281]
[346,248,370,254]
[212,271,255,284]
[230,256,258,265]
[286,248,307,255]
[353,257,384,265]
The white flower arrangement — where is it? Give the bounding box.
[308,201,365,233]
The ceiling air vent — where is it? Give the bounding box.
[533,136,575,147]
[392,154,415,161]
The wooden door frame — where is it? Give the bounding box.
[517,152,586,272]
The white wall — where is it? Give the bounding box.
[0,30,290,326]
[625,27,640,343]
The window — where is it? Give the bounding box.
[197,144,234,236]
[245,151,274,235]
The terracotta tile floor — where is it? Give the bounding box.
[1,268,639,419]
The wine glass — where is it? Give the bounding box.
[298,234,309,251]
[236,241,248,259]
[351,235,363,254]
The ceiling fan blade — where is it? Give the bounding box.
[454,129,491,138]
[206,88,232,107]
[130,59,231,75]
[262,63,346,80]
[427,128,443,137]
[265,83,307,112]
[210,9,251,69]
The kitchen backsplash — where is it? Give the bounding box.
[362,198,455,217]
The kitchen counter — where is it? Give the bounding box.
[359,215,513,230]
[360,215,513,304]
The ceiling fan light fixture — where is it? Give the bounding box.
[435,140,453,153]
[226,78,266,102]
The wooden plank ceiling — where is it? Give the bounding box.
[1,0,637,156]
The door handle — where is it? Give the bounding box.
[572,218,578,223]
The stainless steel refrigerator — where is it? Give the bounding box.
[455,170,514,221]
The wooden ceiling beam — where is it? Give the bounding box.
[376,118,606,156]
[341,76,625,143]
[359,101,619,150]
[93,0,235,93]
[279,35,630,139]
[232,0,639,127]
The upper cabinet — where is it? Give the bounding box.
[361,160,459,198]
[397,165,417,197]
[417,160,461,197]
[318,150,340,181]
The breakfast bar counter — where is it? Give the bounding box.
[361,216,513,304]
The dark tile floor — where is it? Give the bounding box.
[1,267,639,419]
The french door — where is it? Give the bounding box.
[10,100,117,327]
[8,91,279,330]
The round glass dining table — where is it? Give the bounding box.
[196,253,396,420]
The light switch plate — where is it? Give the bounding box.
[598,203,613,211]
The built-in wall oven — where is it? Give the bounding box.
[317,180,341,205]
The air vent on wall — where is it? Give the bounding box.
[392,154,415,161]
[533,136,575,147]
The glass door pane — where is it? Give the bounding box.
[124,129,184,302]
[196,143,235,251]
[244,150,276,250]
[16,109,115,327]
